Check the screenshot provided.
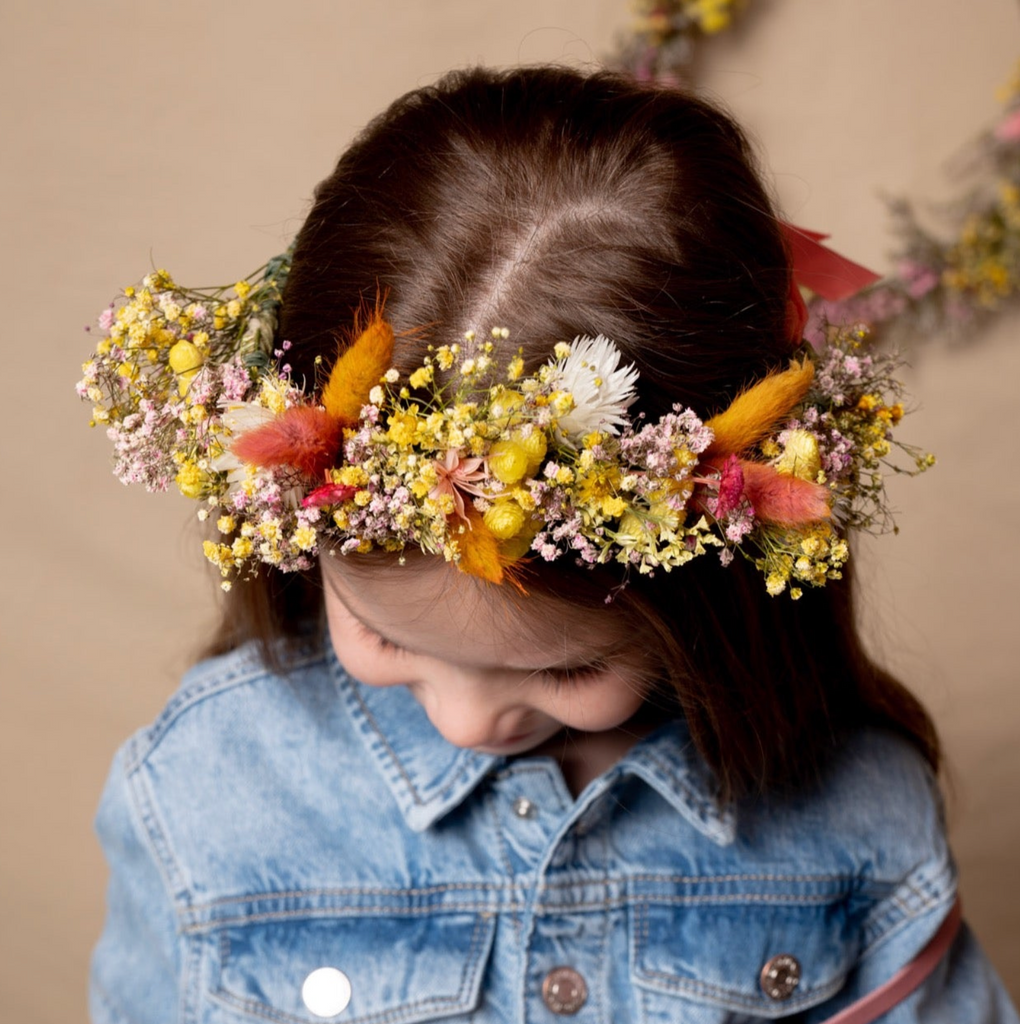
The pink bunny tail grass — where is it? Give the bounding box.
[232,406,344,479]
[738,461,831,526]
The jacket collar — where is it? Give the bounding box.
[330,647,735,845]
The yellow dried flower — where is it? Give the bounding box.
[775,430,822,482]
[488,439,530,484]
[292,526,317,551]
[387,408,420,446]
[409,365,433,389]
[175,461,205,499]
[765,572,788,596]
[231,537,254,559]
[514,427,547,475]
[483,499,527,540]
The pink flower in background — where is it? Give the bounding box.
[994,108,1020,142]
[897,260,941,299]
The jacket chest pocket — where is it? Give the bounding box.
[206,911,497,1024]
[630,901,856,1021]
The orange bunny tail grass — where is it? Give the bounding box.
[454,507,507,585]
[321,305,395,423]
[739,460,831,527]
[232,406,344,479]
[705,359,815,457]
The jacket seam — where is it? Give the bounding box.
[124,734,194,914]
[179,891,848,934]
[126,648,327,769]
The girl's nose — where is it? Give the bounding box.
[418,670,518,749]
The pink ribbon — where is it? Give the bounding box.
[819,899,963,1024]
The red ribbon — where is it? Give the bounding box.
[780,222,882,343]
[781,222,882,302]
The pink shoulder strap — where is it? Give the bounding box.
[819,899,963,1024]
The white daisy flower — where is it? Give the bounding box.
[551,334,640,442]
[207,401,276,484]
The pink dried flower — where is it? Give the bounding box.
[430,449,487,522]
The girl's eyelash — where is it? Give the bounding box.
[356,621,403,654]
[542,660,610,690]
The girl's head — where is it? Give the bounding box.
[203,65,937,798]
[281,65,792,419]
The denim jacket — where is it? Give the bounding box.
[91,641,1018,1023]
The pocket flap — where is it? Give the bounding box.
[631,901,855,1018]
[212,912,496,1024]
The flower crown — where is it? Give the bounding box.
[78,253,933,597]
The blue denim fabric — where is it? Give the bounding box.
[91,641,1018,1023]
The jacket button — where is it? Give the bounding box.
[759,953,801,1000]
[302,967,352,1017]
[541,966,587,1014]
[513,796,537,818]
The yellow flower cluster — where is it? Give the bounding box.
[758,524,849,599]
[685,0,738,34]
[942,201,1018,309]
[632,0,743,40]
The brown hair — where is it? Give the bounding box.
[203,66,938,800]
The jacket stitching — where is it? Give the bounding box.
[209,915,492,1024]
[126,649,326,770]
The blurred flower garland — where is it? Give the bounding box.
[612,5,1020,344]
[612,0,746,83]
[806,63,1020,346]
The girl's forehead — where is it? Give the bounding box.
[321,555,629,667]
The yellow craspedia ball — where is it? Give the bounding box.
[775,429,822,482]
[483,500,527,540]
[514,428,547,476]
[488,439,529,484]
[491,387,526,421]
[168,339,203,375]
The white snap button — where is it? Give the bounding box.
[302,967,352,1017]
[513,796,537,818]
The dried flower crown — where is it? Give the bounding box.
[78,253,933,596]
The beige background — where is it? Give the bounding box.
[2,1,1018,1018]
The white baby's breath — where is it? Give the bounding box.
[551,334,639,442]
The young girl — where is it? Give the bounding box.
[83,66,1018,1022]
